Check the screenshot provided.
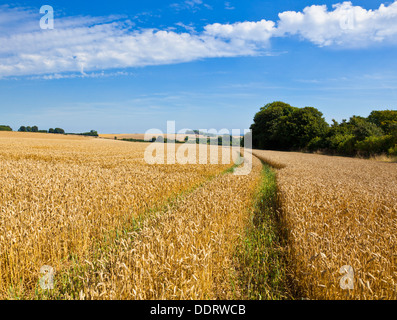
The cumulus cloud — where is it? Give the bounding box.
[1,2,397,78]
[277,1,397,47]
[204,20,276,43]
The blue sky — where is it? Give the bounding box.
[0,0,396,133]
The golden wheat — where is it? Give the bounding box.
[0,132,232,299]
[72,154,262,300]
[252,150,397,300]
[5,130,393,300]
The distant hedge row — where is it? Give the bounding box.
[0,125,12,131]
[18,126,65,134]
[0,125,98,137]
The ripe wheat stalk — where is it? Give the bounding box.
[253,150,397,300]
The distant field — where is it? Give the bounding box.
[99,133,243,142]
[100,133,197,142]
[0,131,89,141]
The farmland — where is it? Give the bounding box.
[0,132,236,299]
[64,153,264,300]
[100,133,191,142]
[0,131,396,300]
[253,150,397,299]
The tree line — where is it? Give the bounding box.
[0,125,12,131]
[18,126,98,136]
[18,126,64,133]
[250,101,397,157]
[0,125,98,137]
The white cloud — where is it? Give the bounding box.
[277,1,397,47]
[28,71,132,80]
[204,20,276,43]
[1,2,397,78]
[0,6,265,78]
[225,2,235,10]
[170,0,212,12]
[175,22,196,33]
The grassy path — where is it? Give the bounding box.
[233,161,291,300]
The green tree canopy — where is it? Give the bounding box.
[251,104,396,156]
[251,102,328,150]
[278,107,329,149]
[367,110,397,135]
[54,128,65,134]
[0,125,12,131]
[250,101,296,150]
[350,116,384,141]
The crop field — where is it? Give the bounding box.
[1,131,396,300]
[99,133,243,143]
[253,150,397,299]
[65,154,264,300]
[0,132,238,299]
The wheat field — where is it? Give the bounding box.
[0,132,235,299]
[1,131,396,300]
[65,154,263,300]
[253,150,397,300]
[100,133,196,142]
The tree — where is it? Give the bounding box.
[324,115,391,155]
[367,110,397,135]
[0,125,12,131]
[26,126,32,132]
[32,126,39,132]
[18,126,27,132]
[251,103,396,156]
[349,116,383,141]
[250,101,297,150]
[280,107,329,149]
[251,102,328,150]
[54,128,65,134]
[88,130,98,137]
[49,128,55,134]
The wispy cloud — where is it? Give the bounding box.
[170,0,212,12]
[27,71,132,80]
[0,6,265,78]
[225,2,235,10]
[1,2,397,78]
[175,22,196,33]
